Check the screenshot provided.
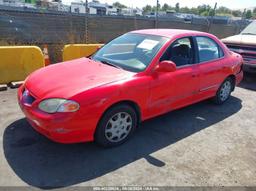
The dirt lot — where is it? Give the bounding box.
[0,74,256,189]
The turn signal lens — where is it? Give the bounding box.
[57,100,80,112]
[38,99,79,113]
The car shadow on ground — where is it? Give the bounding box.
[3,97,242,189]
[239,72,256,91]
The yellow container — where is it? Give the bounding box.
[63,44,103,61]
[0,46,44,84]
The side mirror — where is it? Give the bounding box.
[155,60,176,73]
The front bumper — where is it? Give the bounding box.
[243,62,256,73]
[17,86,96,143]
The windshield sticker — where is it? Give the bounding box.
[137,39,159,50]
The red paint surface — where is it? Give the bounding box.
[18,29,243,143]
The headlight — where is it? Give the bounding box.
[38,98,79,113]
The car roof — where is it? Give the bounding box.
[130,29,209,39]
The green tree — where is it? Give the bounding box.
[216,6,231,15]
[152,6,157,12]
[201,11,209,16]
[209,9,215,16]
[245,10,252,19]
[197,4,211,16]
[252,8,256,18]
[180,6,190,14]
[232,10,242,17]
[253,7,256,14]
[142,3,247,17]
[142,5,152,14]
[175,3,180,13]
[190,7,199,15]
[113,2,127,9]
[162,3,169,11]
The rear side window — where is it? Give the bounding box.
[196,36,224,63]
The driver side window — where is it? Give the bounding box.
[160,37,194,67]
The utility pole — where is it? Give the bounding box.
[134,13,137,30]
[208,2,217,33]
[242,8,246,20]
[240,9,247,33]
[85,0,88,43]
[155,0,159,28]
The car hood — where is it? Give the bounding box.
[222,34,256,46]
[25,58,133,99]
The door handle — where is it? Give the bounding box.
[192,74,199,78]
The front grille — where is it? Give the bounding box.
[226,44,256,64]
[226,44,256,61]
[22,89,36,105]
[241,52,256,58]
[227,44,256,52]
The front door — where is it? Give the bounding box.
[148,36,200,117]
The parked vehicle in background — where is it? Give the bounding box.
[18,29,243,147]
[222,21,256,73]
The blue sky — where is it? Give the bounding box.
[62,0,256,10]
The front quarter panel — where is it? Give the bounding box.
[70,75,151,140]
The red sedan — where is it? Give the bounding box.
[18,29,243,147]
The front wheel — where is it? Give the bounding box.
[95,104,138,147]
[213,77,234,105]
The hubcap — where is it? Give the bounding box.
[220,81,232,101]
[105,112,133,142]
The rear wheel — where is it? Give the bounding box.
[213,77,234,104]
[95,104,137,147]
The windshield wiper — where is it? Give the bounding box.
[241,32,256,35]
[99,60,123,70]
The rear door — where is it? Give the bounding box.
[195,36,226,96]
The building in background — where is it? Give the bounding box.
[1,0,24,7]
[120,7,142,16]
[71,1,85,13]
[88,0,106,15]
[49,1,70,12]
[70,0,119,15]
[0,0,37,9]
[0,0,144,16]
[106,5,117,15]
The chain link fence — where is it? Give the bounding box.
[0,5,248,63]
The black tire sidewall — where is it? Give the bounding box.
[214,78,233,105]
[95,104,137,147]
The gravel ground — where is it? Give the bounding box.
[0,73,256,189]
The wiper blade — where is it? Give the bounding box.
[241,32,256,35]
[100,60,123,69]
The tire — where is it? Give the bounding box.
[213,77,234,105]
[95,104,138,147]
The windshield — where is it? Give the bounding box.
[92,33,169,72]
[241,21,256,35]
